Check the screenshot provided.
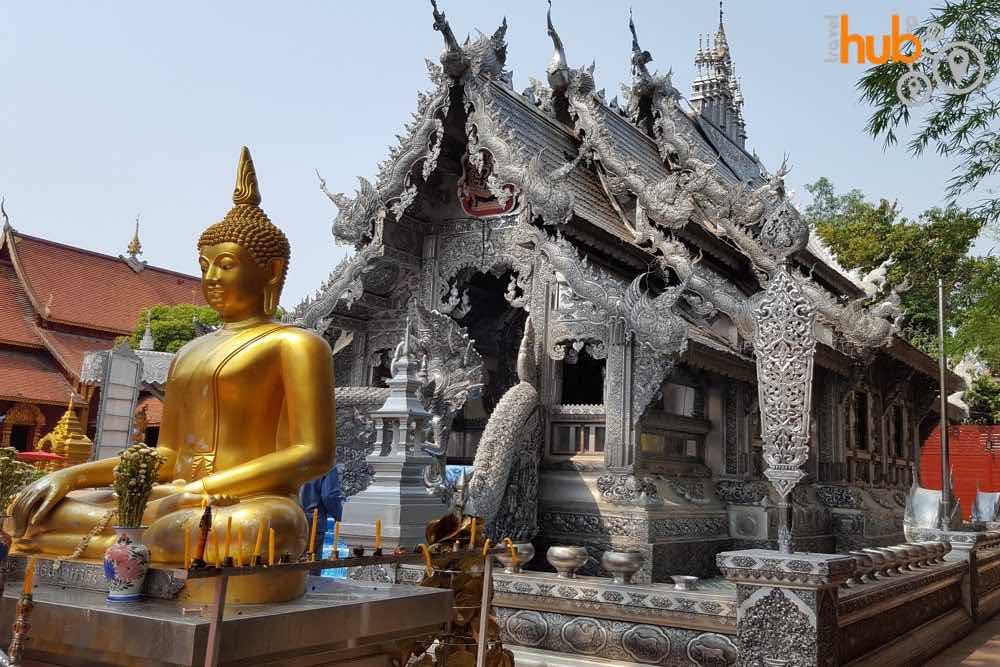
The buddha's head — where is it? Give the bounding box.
[197,147,290,321]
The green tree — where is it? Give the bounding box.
[803,178,1000,368]
[128,304,221,353]
[965,374,1000,424]
[856,0,1000,228]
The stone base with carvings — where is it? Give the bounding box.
[0,562,452,667]
[717,549,854,667]
[494,570,738,666]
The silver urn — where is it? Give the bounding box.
[600,550,644,585]
[547,545,589,579]
[496,542,536,574]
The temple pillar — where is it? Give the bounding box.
[718,549,854,666]
[604,320,633,472]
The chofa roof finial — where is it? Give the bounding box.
[431,0,469,78]
[546,0,571,92]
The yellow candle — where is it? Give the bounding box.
[333,521,340,557]
[253,519,265,562]
[224,516,232,560]
[211,530,221,567]
[22,557,36,593]
[469,517,477,548]
[418,543,433,577]
[268,528,276,566]
[183,525,192,569]
[308,508,319,556]
[374,519,382,550]
[237,525,245,567]
[503,537,518,569]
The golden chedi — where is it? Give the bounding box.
[10,147,336,603]
[35,396,93,471]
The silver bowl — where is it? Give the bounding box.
[672,575,699,591]
[601,550,644,585]
[547,545,589,579]
[496,542,536,574]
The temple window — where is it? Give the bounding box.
[550,422,606,456]
[661,382,702,417]
[639,431,703,461]
[560,348,606,406]
[9,424,31,452]
[892,404,905,458]
[853,391,869,450]
[369,349,393,388]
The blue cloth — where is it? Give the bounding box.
[300,465,343,521]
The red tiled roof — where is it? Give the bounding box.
[34,328,114,378]
[0,260,42,348]
[0,347,74,405]
[11,233,204,334]
[136,394,163,425]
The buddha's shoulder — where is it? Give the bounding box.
[271,325,332,354]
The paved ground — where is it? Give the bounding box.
[926,613,1000,665]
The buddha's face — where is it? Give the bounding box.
[198,242,282,321]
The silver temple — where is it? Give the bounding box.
[294,2,960,575]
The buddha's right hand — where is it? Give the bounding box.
[9,470,75,537]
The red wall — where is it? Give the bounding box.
[922,425,1000,519]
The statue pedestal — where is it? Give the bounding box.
[0,574,451,666]
[341,451,445,550]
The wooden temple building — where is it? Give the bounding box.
[0,213,202,452]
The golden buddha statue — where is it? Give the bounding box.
[9,147,336,603]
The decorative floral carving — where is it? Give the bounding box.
[596,473,663,507]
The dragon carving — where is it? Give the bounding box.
[463,78,578,225]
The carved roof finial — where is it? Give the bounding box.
[715,0,729,54]
[546,0,571,93]
[1,197,9,232]
[629,7,640,53]
[628,7,654,80]
[431,0,469,78]
[127,214,143,259]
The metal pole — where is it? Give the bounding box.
[937,278,951,529]
[475,553,493,667]
[204,574,228,667]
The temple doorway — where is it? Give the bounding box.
[445,268,527,463]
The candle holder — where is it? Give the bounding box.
[351,546,365,558]
[222,557,235,568]
[7,592,34,663]
[253,555,264,568]
[279,553,293,564]
[373,547,383,557]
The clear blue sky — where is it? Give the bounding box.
[0,1,988,308]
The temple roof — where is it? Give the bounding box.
[5,230,203,335]
[0,347,74,405]
[0,222,204,408]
